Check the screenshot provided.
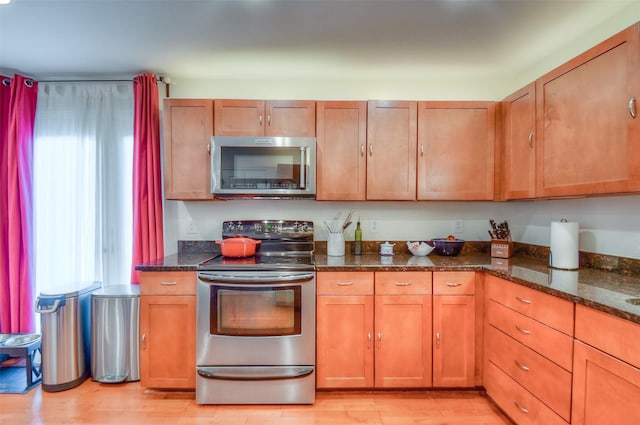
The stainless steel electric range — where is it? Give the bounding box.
[195,220,315,404]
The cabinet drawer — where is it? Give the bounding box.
[487,300,573,371]
[485,361,568,425]
[486,325,572,421]
[575,304,640,369]
[317,272,374,295]
[375,272,432,295]
[433,271,475,295]
[140,271,196,295]
[486,275,574,335]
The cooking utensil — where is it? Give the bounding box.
[215,236,262,257]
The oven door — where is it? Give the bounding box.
[196,271,315,366]
[210,136,316,199]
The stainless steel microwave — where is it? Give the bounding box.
[210,136,316,199]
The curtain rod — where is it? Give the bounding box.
[39,78,169,83]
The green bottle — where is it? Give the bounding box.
[354,220,362,255]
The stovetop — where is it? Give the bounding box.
[197,220,315,272]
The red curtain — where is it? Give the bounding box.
[0,74,38,333]
[131,73,164,283]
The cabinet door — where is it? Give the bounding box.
[572,340,640,425]
[266,100,316,136]
[162,99,213,200]
[366,100,417,200]
[433,295,475,387]
[214,99,264,136]
[417,101,496,200]
[502,83,536,200]
[140,295,196,389]
[316,101,367,200]
[316,294,374,388]
[536,24,640,197]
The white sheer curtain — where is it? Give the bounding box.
[33,82,134,294]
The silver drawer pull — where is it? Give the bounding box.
[160,281,177,286]
[516,325,532,335]
[515,360,530,372]
[336,281,353,286]
[514,401,529,414]
[516,296,531,304]
[367,333,372,349]
[446,282,462,287]
[394,282,411,286]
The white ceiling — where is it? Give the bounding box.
[0,0,636,81]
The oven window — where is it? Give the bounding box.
[220,146,302,190]
[210,285,302,336]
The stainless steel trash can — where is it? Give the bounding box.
[91,285,140,383]
[35,281,101,392]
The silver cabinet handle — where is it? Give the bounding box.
[360,144,365,156]
[336,281,353,286]
[369,144,374,155]
[515,360,530,372]
[436,331,441,348]
[420,144,424,156]
[377,332,382,349]
[629,96,637,118]
[394,281,411,286]
[267,114,271,126]
[160,281,177,286]
[516,325,532,335]
[528,132,534,148]
[516,296,531,304]
[446,282,462,287]
[141,333,146,349]
[259,113,263,126]
[207,144,210,154]
[367,333,372,349]
[514,401,529,414]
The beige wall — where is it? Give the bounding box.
[162,3,640,260]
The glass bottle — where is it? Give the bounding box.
[354,220,362,255]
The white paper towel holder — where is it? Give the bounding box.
[549,218,579,271]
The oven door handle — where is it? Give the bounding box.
[197,366,314,381]
[198,271,315,283]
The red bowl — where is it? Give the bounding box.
[215,237,262,257]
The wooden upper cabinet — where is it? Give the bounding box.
[536,23,640,197]
[502,83,536,200]
[366,100,418,200]
[417,101,496,200]
[316,101,367,200]
[214,99,316,136]
[162,98,214,200]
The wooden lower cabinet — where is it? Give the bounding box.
[571,340,640,425]
[316,271,432,389]
[139,272,196,389]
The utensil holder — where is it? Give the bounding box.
[491,240,513,258]
[327,233,345,256]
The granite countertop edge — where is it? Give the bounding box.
[136,252,640,325]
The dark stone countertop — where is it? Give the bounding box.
[136,250,640,325]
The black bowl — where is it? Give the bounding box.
[431,238,465,256]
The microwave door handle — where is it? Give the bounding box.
[299,147,306,189]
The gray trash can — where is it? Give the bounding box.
[35,281,101,392]
[91,285,140,383]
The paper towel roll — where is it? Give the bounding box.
[550,220,579,270]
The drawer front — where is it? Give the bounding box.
[575,304,640,369]
[375,271,432,295]
[433,271,475,295]
[486,275,574,335]
[317,272,374,295]
[486,325,572,421]
[485,361,568,425]
[487,300,573,371]
[140,271,196,295]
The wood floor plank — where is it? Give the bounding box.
[0,381,512,425]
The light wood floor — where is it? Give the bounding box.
[0,380,513,425]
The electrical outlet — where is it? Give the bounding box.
[187,220,198,235]
[369,220,379,233]
[452,219,464,234]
